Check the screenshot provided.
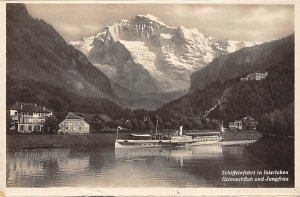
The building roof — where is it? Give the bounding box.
[10,102,52,113]
[241,115,257,121]
[99,115,113,123]
[65,112,84,120]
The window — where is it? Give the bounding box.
[79,127,81,130]
[66,126,68,130]
[20,125,24,130]
[28,126,32,131]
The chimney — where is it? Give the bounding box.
[20,104,23,110]
[179,120,183,136]
[43,106,45,111]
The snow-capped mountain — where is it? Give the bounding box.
[70,14,261,93]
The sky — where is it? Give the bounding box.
[26,4,294,42]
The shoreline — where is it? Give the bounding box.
[7,133,116,149]
[7,130,262,149]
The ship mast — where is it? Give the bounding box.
[155,116,158,139]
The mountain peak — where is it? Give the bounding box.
[71,14,262,93]
[132,14,167,27]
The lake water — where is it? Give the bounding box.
[6,144,293,187]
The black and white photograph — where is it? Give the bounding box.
[2,1,299,196]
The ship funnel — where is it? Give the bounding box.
[179,120,183,136]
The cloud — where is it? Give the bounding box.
[25,4,294,42]
[55,23,102,41]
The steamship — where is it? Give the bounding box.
[115,122,222,149]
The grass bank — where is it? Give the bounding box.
[222,130,262,141]
[7,133,117,149]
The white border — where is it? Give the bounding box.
[1,0,299,196]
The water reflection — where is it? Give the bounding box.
[6,144,293,187]
[115,144,223,168]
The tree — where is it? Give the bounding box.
[211,119,220,130]
[131,118,139,130]
[110,119,123,128]
[138,119,146,131]
[145,118,155,131]
[273,109,286,135]
[151,115,163,129]
[124,120,133,130]
[191,119,203,130]
[91,115,106,132]
[164,121,173,129]
[183,120,193,131]
[43,116,59,134]
[202,118,213,130]
[48,98,62,112]
[6,112,14,134]
[107,119,123,129]
[169,119,180,129]
[282,102,294,136]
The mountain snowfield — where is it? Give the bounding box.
[70,14,261,93]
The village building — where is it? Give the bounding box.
[58,112,90,134]
[229,115,258,131]
[240,71,268,81]
[9,102,53,133]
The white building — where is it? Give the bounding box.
[229,120,243,130]
[9,102,53,133]
[229,115,258,131]
[240,71,268,81]
[58,112,89,134]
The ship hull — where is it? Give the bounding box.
[189,140,221,146]
[115,139,189,149]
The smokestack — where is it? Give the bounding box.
[179,126,183,136]
[179,120,183,136]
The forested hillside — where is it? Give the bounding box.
[7,77,128,119]
[7,4,123,110]
[156,35,294,136]
[191,34,294,90]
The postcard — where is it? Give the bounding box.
[1,1,299,196]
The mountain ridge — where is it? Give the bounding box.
[7,4,124,111]
[191,34,294,90]
[71,14,261,94]
[156,34,294,126]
